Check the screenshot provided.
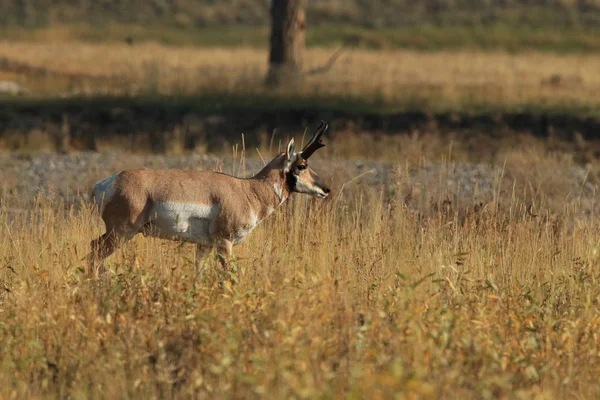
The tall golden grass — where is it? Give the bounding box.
[1,41,599,112]
[1,138,600,398]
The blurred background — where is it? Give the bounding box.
[0,0,599,156]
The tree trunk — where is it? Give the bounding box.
[266,0,305,87]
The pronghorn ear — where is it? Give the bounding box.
[285,138,295,161]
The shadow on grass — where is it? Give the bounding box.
[1,92,600,153]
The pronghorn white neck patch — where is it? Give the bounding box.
[273,183,286,205]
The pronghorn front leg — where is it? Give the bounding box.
[194,244,212,275]
[215,239,233,271]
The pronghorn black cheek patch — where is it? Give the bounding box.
[286,171,297,192]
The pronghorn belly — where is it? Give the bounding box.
[146,202,218,245]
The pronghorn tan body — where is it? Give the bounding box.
[89,121,330,274]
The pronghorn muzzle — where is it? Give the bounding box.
[310,171,330,198]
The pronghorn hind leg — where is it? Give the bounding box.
[215,239,233,272]
[89,232,117,277]
[90,195,147,277]
[88,230,132,277]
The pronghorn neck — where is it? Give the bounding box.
[251,154,292,208]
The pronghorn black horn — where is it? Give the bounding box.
[301,120,328,160]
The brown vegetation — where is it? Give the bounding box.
[1,132,600,398]
[1,13,600,397]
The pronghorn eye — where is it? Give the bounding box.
[297,165,306,171]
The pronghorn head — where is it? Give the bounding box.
[283,121,331,199]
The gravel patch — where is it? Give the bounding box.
[1,152,597,219]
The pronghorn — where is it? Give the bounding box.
[89,121,330,274]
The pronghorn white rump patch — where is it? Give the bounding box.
[147,202,219,245]
[92,173,118,214]
[273,183,285,205]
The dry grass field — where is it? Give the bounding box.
[2,22,600,398]
[2,132,600,399]
[1,41,600,114]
